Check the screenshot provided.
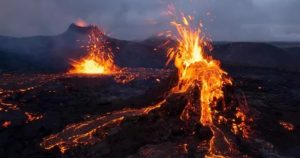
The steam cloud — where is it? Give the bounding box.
[0,0,299,41]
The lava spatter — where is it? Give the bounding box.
[68,26,119,75]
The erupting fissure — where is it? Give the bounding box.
[167,16,232,125]
[68,26,118,75]
[166,14,238,157]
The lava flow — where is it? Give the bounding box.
[68,26,118,75]
[40,100,166,154]
[41,10,253,158]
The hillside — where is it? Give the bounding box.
[0,25,300,73]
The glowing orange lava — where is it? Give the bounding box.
[25,112,44,123]
[75,19,88,27]
[68,27,118,75]
[167,16,232,126]
[2,121,11,128]
[166,13,241,157]
[279,120,294,131]
[40,100,166,153]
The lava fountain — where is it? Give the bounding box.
[167,16,232,126]
[165,13,240,157]
[68,26,119,75]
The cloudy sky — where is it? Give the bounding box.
[0,0,299,41]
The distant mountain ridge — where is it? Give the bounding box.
[212,42,300,72]
[0,24,300,73]
[0,24,168,73]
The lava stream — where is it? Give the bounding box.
[40,100,166,153]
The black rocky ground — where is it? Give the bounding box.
[0,66,299,158]
[227,66,300,157]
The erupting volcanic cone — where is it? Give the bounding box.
[68,25,119,75]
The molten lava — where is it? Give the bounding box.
[41,7,253,158]
[165,13,252,157]
[2,121,11,128]
[167,16,232,126]
[69,57,107,74]
[40,100,166,153]
[68,27,118,75]
[279,120,294,131]
[25,112,44,123]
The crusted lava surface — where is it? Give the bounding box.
[0,66,300,158]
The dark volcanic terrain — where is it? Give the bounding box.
[0,24,300,157]
[0,66,299,158]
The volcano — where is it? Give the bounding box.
[0,14,300,158]
[0,24,170,73]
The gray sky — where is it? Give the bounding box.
[0,0,299,41]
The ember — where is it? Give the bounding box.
[25,112,44,123]
[2,121,11,128]
[279,120,294,131]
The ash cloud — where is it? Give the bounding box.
[0,0,299,41]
